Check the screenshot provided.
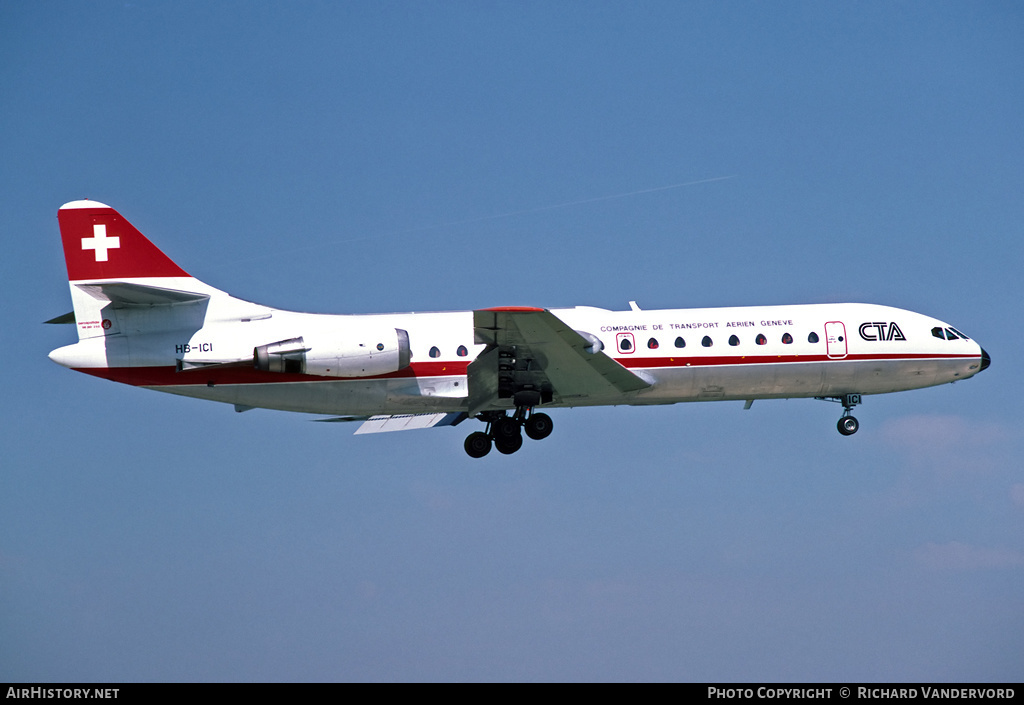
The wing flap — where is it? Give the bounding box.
[354,412,468,434]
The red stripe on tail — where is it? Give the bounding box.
[58,201,189,281]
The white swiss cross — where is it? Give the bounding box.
[81,224,121,262]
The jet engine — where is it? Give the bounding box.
[254,328,411,377]
[575,330,604,354]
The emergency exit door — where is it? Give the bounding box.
[825,321,848,359]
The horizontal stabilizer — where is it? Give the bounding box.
[354,412,468,434]
[76,282,210,307]
[45,312,76,324]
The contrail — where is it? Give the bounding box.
[231,175,735,262]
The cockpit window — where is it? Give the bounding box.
[933,326,971,341]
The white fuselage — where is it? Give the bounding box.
[50,293,986,416]
[49,199,990,454]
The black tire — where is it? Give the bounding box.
[524,413,553,440]
[464,432,492,458]
[495,432,524,455]
[493,416,520,440]
[837,416,859,436]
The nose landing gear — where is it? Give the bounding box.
[837,414,860,436]
[463,409,554,458]
[816,393,862,436]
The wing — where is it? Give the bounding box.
[468,307,651,415]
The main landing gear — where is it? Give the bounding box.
[463,409,554,458]
[817,393,862,436]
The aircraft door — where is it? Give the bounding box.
[825,321,847,359]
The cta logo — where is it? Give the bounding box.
[859,322,906,342]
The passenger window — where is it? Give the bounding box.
[728,335,740,346]
[781,333,793,344]
[457,345,468,357]
[674,336,686,348]
[621,338,633,351]
[648,337,659,350]
[756,334,767,346]
[429,346,441,358]
[808,332,819,343]
[702,336,713,347]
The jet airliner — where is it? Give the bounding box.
[48,201,990,457]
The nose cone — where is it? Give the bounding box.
[979,348,991,372]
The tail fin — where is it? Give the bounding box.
[57,201,216,340]
[58,200,190,281]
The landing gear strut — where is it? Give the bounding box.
[463,408,554,458]
[817,393,862,436]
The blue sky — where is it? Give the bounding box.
[2,1,1022,682]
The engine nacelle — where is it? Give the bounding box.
[575,330,604,354]
[254,328,412,378]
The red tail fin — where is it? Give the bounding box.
[58,200,189,281]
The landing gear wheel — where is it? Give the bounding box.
[464,431,492,458]
[495,432,524,455]
[524,413,553,440]
[493,416,520,441]
[837,416,859,436]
